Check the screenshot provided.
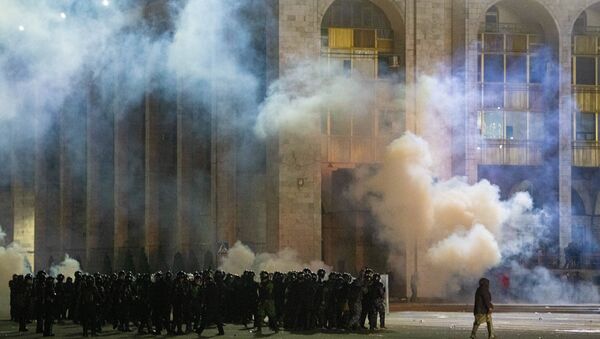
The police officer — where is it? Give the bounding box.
[80,275,99,337]
[34,271,47,333]
[196,274,225,336]
[42,276,56,336]
[253,271,277,333]
[55,274,65,323]
[14,275,32,332]
[370,273,386,329]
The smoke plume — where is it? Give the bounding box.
[219,241,331,276]
[0,227,30,318]
[49,254,82,279]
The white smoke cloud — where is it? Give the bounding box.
[507,261,599,303]
[219,241,331,276]
[49,254,82,279]
[255,61,384,138]
[354,132,546,295]
[0,227,31,318]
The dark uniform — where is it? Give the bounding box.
[196,275,225,336]
[470,277,495,339]
[79,275,99,337]
[253,271,277,333]
[14,275,33,332]
[151,272,170,335]
[34,271,46,334]
[369,273,386,329]
[42,276,56,336]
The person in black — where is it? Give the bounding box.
[9,274,17,321]
[196,274,225,336]
[470,277,495,339]
[369,273,386,329]
[172,271,189,334]
[54,274,65,323]
[42,276,56,337]
[14,275,32,332]
[34,271,47,333]
[80,275,99,337]
[323,272,338,329]
[151,271,169,335]
[252,271,277,333]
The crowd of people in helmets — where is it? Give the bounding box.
[8,267,386,337]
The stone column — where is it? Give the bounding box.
[35,110,60,270]
[271,0,322,262]
[145,89,162,270]
[86,81,115,273]
[114,101,129,270]
[558,30,573,266]
[11,117,36,269]
[211,86,238,251]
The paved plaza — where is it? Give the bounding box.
[1,307,599,338]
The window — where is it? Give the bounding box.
[482,111,503,139]
[353,29,375,48]
[506,55,527,83]
[485,6,498,30]
[505,111,527,140]
[576,111,596,141]
[352,112,372,136]
[483,84,504,109]
[576,57,595,85]
[483,34,504,52]
[331,111,351,135]
[484,55,504,82]
[530,56,545,83]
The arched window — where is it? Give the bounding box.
[574,11,587,34]
[485,5,499,28]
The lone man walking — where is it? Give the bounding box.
[470,277,495,339]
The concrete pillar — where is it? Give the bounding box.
[558,31,573,266]
[86,81,115,273]
[271,0,322,262]
[145,90,162,270]
[211,86,238,251]
[114,100,129,269]
[60,95,87,267]
[11,118,36,269]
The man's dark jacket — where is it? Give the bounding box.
[473,278,493,315]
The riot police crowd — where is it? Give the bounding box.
[8,267,386,337]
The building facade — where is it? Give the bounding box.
[1,0,600,297]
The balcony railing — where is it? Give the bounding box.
[573,141,600,167]
[477,139,543,165]
[573,25,600,35]
[483,22,543,34]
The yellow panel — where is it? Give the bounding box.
[506,34,527,52]
[376,39,393,52]
[576,91,596,112]
[329,28,353,49]
[353,29,375,48]
[483,33,503,52]
[575,35,597,55]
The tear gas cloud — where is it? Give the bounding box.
[0,0,261,316]
[219,241,331,277]
[0,227,85,317]
[0,0,596,305]
[0,227,30,318]
[49,254,82,279]
[255,57,597,302]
